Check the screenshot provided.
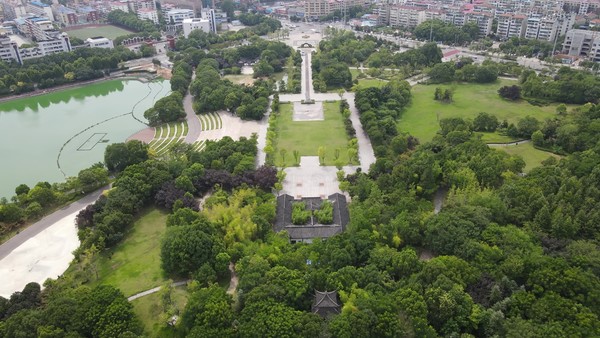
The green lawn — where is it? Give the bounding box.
[399,80,561,143]
[272,71,286,82]
[94,208,168,297]
[478,132,520,143]
[131,286,188,337]
[223,74,255,85]
[63,24,134,40]
[274,102,351,166]
[492,142,561,172]
[350,68,362,79]
[355,78,387,89]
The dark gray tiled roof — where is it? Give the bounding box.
[275,193,349,241]
[312,290,341,317]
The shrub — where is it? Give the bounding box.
[498,85,521,100]
[315,201,333,224]
[291,202,311,225]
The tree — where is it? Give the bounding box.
[517,116,541,138]
[220,0,235,19]
[556,103,567,115]
[531,130,544,146]
[293,150,300,165]
[104,140,149,172]
[498,85,521,100]
[474,65,498,83]
[318,146,326,165]
[0,203,24,224]
[77,165,109,193]
[279,149,287,165]
[182,285,234,334]
[161,225,221,277]
[443,89,453,102]
[315,200,334,224]
[27,184,56,207]
[144,92,185,126]
[238,300,321,338]
[14,184,30,197]
[428,63,455,83]
[473,112,499,132]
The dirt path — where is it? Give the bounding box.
[226,262,238,295]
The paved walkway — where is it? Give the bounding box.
[183,72,201,143]
[127,280,188,301]
[487,139,530,147]
[0,186,107,260]
[0,186,107,297]
[255,98,271,168]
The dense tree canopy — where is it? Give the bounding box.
[0,46,139,95]
[3,28,600,338]
[414,20,481,44]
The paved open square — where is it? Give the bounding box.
[281,156,342,198]
[293,101,324,121]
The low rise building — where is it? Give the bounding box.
[0,32,71,64]
[129,0,155,12]
[85,36,114,49]
[3,1,27,21]
[563,29,600,62]
[24,16,56,41]
[55,6,78,26]
[26,1,54,21]
[200,8,219,33]
[20,35,71,60]
[137,8,159,24]
[109,2,129,12]
[165,8,194,32]
[0,35,21,63]
[76,6,100,23]
[275,193,350,244]
[182,17,211,37]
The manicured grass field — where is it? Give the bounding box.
[350,68,362,79]
[478,132,520,143]
[355,78,387,89]
[492,142,561,172]
[149,121,187,156]
[398,80,561,143]
[223,74,255,85]
[63,24,134,40]
[274,102,350,166]
[94,208,168,297]
[272,71,286,82]
[131,286,188,337]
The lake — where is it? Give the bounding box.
[0,79,169,199]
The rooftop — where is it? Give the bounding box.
[312,291,341,317]
[167,8,194,14]
[275,193,349,242]
[29,1,50,7]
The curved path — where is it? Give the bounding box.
[487,139,530,147]
[184,72,202,144]
[226,262,238,295]
[127,280,188,302]
[0,186,108,260]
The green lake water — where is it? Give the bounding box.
[0,79,170,199]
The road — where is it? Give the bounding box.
[0,186,107,260]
